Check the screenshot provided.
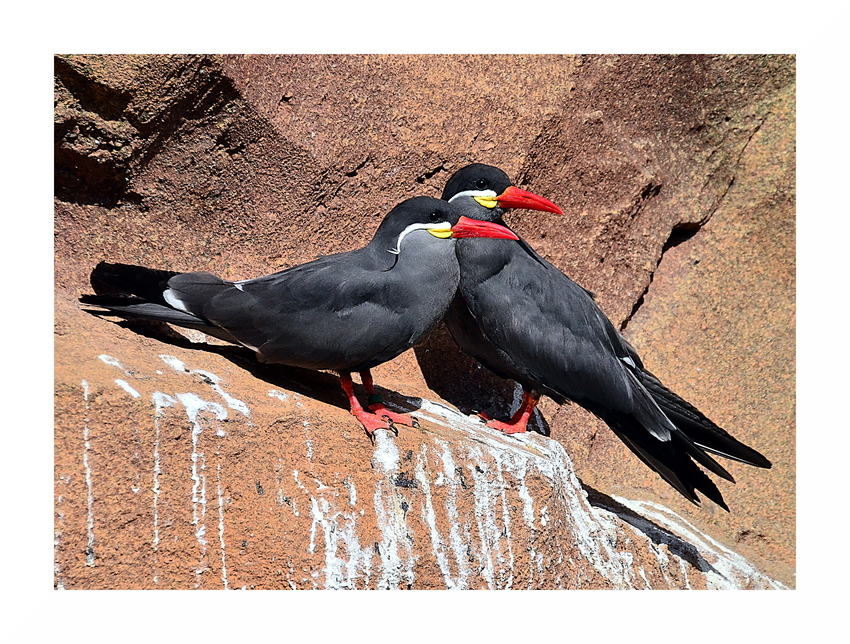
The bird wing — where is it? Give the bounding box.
[458,241,677,441]
[162,251,415,369]
[634,367,772,468]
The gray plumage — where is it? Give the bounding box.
[82,196,462,372]
[81,195,519,436]
[442,164,771,510]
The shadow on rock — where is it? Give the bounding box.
[583,483,730,582]
[414,323,550,436]
[84,313,424,417]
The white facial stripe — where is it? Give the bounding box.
[388,221,452,255]
[163,288,190,313]
[447,189,497,203]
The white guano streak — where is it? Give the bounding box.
[611,496,789,590]
[373,402,533,590]
[296,470,372,589]
[161,354,250,426]
[217,462,229,590]
[151,391,176,586]
[98,354,133,376]
[81,381,96,567]
[414,444,456,589]
[467,446,499,589]
[176,392,227,586]
[405,396,643,589]
[309,496,370,589]
[94,354,254,589]
[115,379,140,398]
[55,474,71,589]
[371,431,415,589]
[435,439,470,588]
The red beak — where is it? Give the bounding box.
[496,186,563,214]
[451,216,520,240]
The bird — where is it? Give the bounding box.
[80,195,519,437]
[441,163,772,510]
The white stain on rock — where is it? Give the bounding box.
[216,462,229,590]
[174,391,227,587]
[80,353,253,589]
[151,391,176,586]
[392,396,782,590]
[343,478,357,506]
[73,352,783,590]
[371,431,416,589]
[98,354,134,376]
[292,469,373,589]
[161,354,250,424]
[81,380,96,567]
[308,495,372,589]
[54,474,72,589]
[608,496,788,590]
[114,378,140,398]
[434,438,471,588]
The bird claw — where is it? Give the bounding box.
[368,403,418,430]
[411,416,420,429]
[366,422,397,443]
[380,416,400,436]
[354,409,398,440]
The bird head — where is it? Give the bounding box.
[374,196,519,257]
[441,163,563,222]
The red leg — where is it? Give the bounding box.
[360,370,420,428]
[339,372,396,437]
[484,390,540,435]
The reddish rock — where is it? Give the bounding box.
[54,300,784,589]
[54,54,794,589]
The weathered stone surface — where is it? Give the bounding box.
[54,298,784,589]
[581,80,796,586]
[55,54,794,588]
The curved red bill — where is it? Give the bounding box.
[496,186,563,214]
[451,216,519,240]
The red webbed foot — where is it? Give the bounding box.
[351,408,399,438]
[368,402,420,429]
[339,372,399,438]
[359,369,420,430]
[479,390,540,435]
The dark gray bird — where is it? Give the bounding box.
[441,163,771,510]
[80,195,518,436]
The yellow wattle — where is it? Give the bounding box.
[473,195,498,209]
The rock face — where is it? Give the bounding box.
[54,54,795,589]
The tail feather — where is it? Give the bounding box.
[80,293,242,345]
[80,263,244,346]
[637,368,772,469]
[590,364,773,509]
[89,261,180,304]
[674,431,735,483]
[603,411,729,511]
[80,294,202,326]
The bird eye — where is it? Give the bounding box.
[428,211,441,222]
[475,179,488,190]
